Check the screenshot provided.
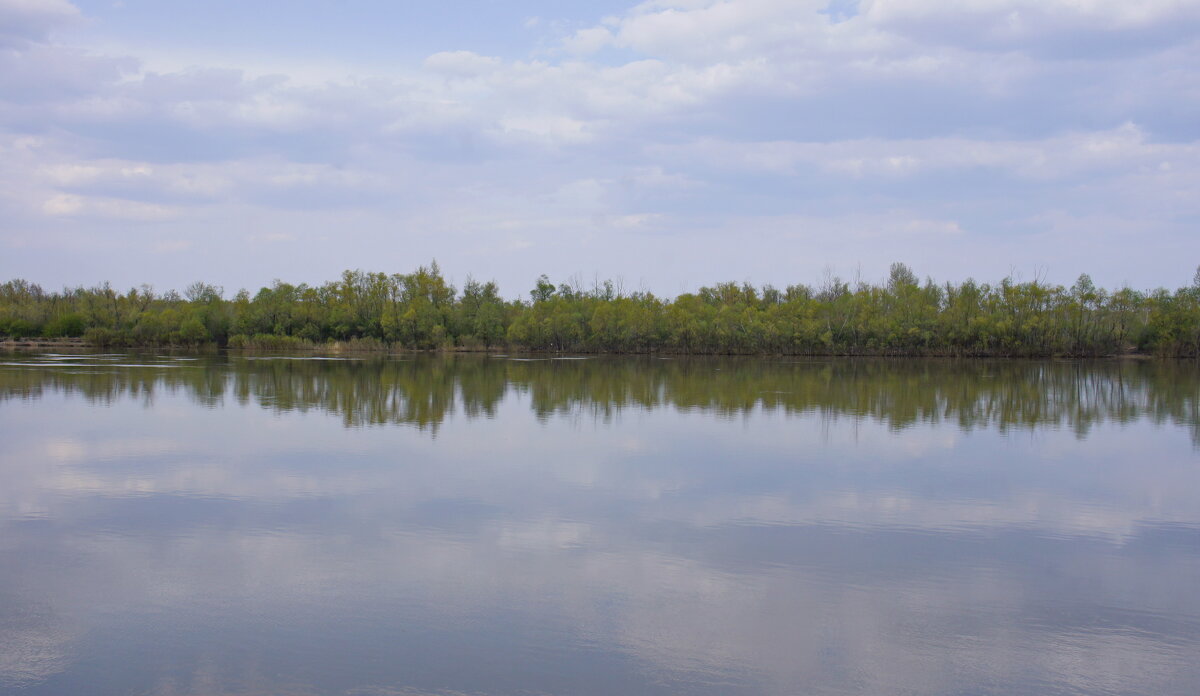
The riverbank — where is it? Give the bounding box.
[0,338,1166,359]
[1,338,91,349]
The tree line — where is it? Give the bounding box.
[2,262,1200,356]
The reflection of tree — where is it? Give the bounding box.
[2,356,1197,441]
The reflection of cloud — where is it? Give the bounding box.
[143,658,321,696]
[0,601,75,688]
[498,517,591,550]
[6,506,1195,694]
[666,490,1182,542]
[44,437,177,464]
[1,360,1199,693]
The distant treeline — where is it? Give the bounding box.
[3,263,1200,356]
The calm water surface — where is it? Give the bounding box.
[1,353,1198,695]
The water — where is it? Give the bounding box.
[1,353,1198,695]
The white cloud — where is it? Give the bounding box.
[663,124,1200,184]
[862,0,1200,54]
[251,231,295,243]
[0,0,1198,291]
[41,193,178,221]
[152,239,191,253]
[498,114,593,144]
[40,193,82,216]
[562,26,614,55]
[422,50,502,77]
[864,0,1200,28]
[592,0,835,62]
[626,165,699,189]
[0,0,79,48]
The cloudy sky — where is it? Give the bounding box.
[1,0,1198,297]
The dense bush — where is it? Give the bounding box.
[4,263,1200,356]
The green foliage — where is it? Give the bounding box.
[83,327,127,347]
[530,274,555,304]
[43,313,86,337]
[4,263,1200,356]
[0,317,39,338]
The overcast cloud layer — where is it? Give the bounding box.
[1,0,1198,296]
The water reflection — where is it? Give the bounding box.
[0,353,1198,695]
[2,353,1198,438]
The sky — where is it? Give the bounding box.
[1,0,1198,298]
